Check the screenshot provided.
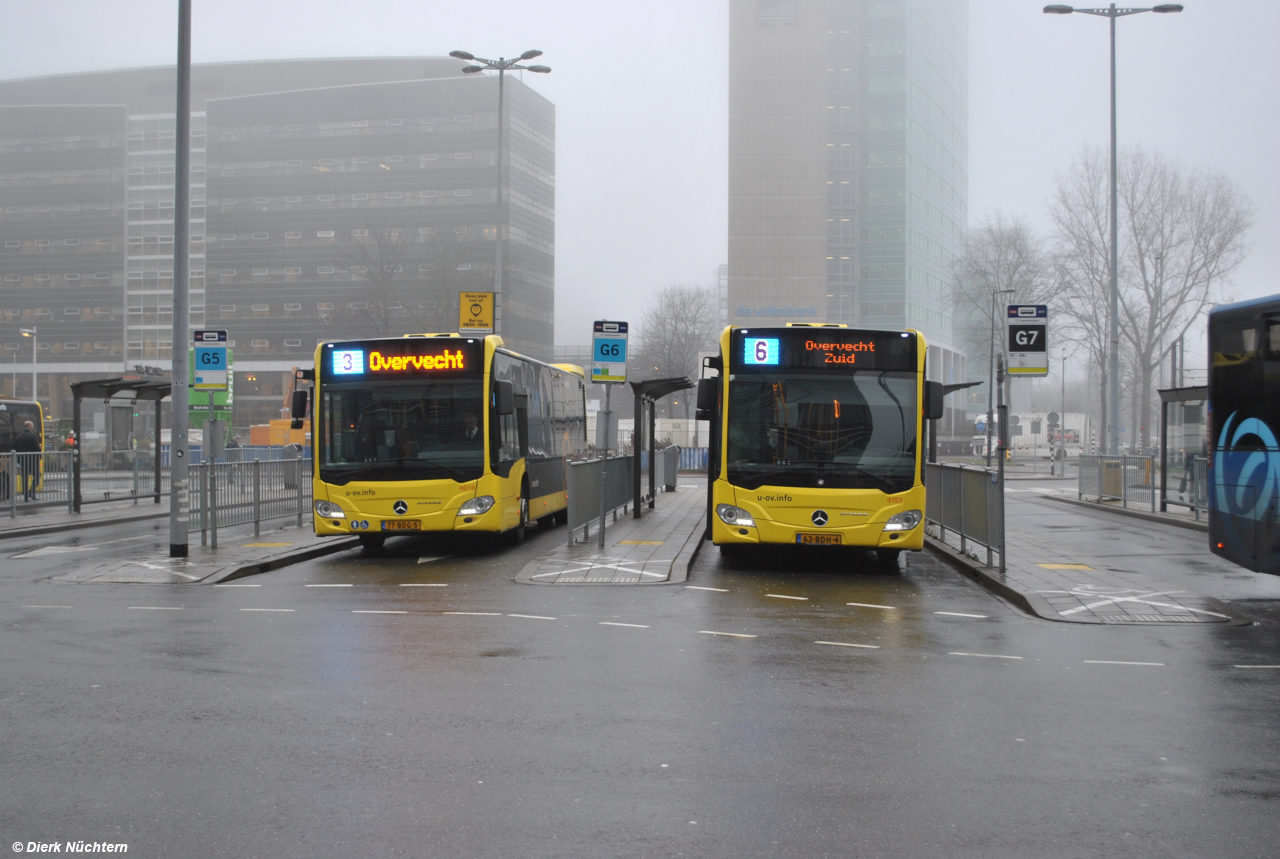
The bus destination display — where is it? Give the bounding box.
[733,328,916,373]
[323,339,481,379]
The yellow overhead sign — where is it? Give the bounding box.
[458,292,494,335]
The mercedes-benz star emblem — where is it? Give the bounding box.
[393,500,408,515]
[811,510,829,527]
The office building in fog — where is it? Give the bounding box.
[0,58,555,427]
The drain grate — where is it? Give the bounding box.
[1097,613,1221,623]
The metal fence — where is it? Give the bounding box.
[566,455,635,547]
[1078,455,1157,512]
[1162,455,1208,521]
[3,450,168,516]
[924,462,1005,570]
[188,458,311,546]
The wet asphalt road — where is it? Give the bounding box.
[2,513,1280,858]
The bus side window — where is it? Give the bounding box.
[1267,320,1280,359]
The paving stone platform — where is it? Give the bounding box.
[516,483,707,585]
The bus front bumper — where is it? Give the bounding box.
[711,515,924,550]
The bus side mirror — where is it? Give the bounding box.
[695,378,717,421]
[494,380,516,416]
[291,390,308,420]
[923,381,945,421]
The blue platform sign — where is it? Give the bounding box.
[193,329,228,390]
[591,320,629,384]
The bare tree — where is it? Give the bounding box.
[636,285,718,419]
[1052,145,1253,450]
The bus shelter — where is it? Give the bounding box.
[1157,384,1208,514]
[628,377,693,519]
[68,377,171,513]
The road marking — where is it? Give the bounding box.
[935,611,988,619]
[815,640,879,649]
[618,540,664,545]
[400,583,448,587]
[949,651,1022,660]
[847,602,895,610]
[444,611,501,616]
[685,586,728,592]
[1037,563,1093,570]
[352,610,408,615]
[1234,665,1280,669]
[242,542,294,548]
[128,606,183,610]
[418,555,454,565]
[22,605,73,608]
[766,594,808,601]
[306,584,353,587]
[239,608,295,612]
[214,584,260,587]
[600,622,650,628]
[508,613,556,620]
[12,545,96,558]
[699,630,756,639]
[1083,660,1164,666]
[1058,586,1231,619]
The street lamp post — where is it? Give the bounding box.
[449,50,551,337]
[1043,3,1183,454]
[19,327,36,403]
[986,289,1015,468]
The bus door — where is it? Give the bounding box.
[514,394,530,460]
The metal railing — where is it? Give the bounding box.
[925,462,1005,570]
[566,455,635,546]
[1162,454,1208,521]
[1078,455,1157,512]
[188,458,311,546]
[3,450,168,516]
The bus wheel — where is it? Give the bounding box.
[358,534,386,553]
[876,548,901,569]
[507,488,529,545]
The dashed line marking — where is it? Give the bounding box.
[22,605,73,609]
[847,602,895,610]
[815,640,879,649]
[444,611,501,616]
[766,594,808,601]
[352,610,407,615]
[214,583,260,587]
[935,611,988,619]
[400,583,448,587]
[128,606,183,610]
[1234,665,1280,669]
[686,586,728,592]
[239,608,295,612]
[508,613,556,620]
[306,583,353,587]
[699,630,756,639]
[1083,660,1164,666]
[949,651,1022,660]
[600,622,650,628]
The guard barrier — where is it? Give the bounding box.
[3,450,166,516]
[189,459,310,546]
[566,455,634,546]
[924,462,1004,569]
[1078,455,1157,512]
[1162,455,1208,521]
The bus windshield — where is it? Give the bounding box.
[726,370,917,491]
[320,380,484,484]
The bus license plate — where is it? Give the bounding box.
[381,520,421,531]
[797,533,841,545]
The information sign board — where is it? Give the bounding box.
[1006,305,1048,377]
[458,292,494,335]
[193,330,228,390]
[591,321,629,384]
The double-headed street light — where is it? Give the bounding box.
[1043,4,1182,454]
[449,49,551,335]
[19,327,36,403]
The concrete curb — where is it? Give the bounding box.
[0,509,169,541]
[922,536,1070,621]
[199,536,362,584]
[671,510,707,584]
[1043,493,1208,533]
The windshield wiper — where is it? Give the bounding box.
[786,460,897,492]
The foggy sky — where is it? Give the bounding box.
[1,0,1274,368]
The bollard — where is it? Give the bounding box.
[209,464,218,549]
[9,452,15,519]
[132,452,140,505]
[295,459,304,528]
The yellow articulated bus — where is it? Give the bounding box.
[696,324,943,565]
[1,397,46,499]
[307,334,587,550]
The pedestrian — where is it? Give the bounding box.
[13,419,41,501]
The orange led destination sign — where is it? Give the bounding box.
[805,339,876,364]
[732,328,916,373]
[369,349,465,372]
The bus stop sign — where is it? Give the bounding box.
[591,321,629,384]
[193,329,228,390]
[1006,305,1048,377]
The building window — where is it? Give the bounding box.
[65,273,80,281]
[351,229,368,237]
[62,342,80,351]
[318,195,335,203]
[317,267,335,274]
[316,230,335,238]
[4,241,18,248]
[455,152,472,160]
[34,240,50,247]
[220,234,236,241]
[349,302,367,310]
[386,119,403,127]
[352,120,369,128]
[63,308,80,316]
[454,189,472,197]
[35,274,50,282]
[386,192,403,199]
[353,157,369,164]
[284,268,301,276]
[386,155,403,163]
[94,342,111,350]
[251,340,269,347]
[455,116,472,123]
[286,124,304,131]
[283,339,302,347]
[285,197,301,204]
[65,238,80,246]
[420,153,437,161]
[219,305,235,312]
[284,303,301,311]
[95,273,111,280]
[317,303,334,311]
[252,197,269,204]
[252,162,269,169]
[251,269,268,276]
[221,198,237,205]
[251,304,269,312]
[351,193,368,201]
[420,190,437,198]
[420,117,437,125]
[219,269,236,276]
[319,158,336,166]
[285,160,302,167]
[252,232,269,240]
[285,231,301,239]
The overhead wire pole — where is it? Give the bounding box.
[169,0,192,557]
[449,50,551,337]
[1043,3,1184,454]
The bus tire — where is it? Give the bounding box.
[877,548,901,569]
[358,534,386,552]
[507,484,529,545]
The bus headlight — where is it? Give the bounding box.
[882,510,922,531]
[716,504,756,527]
[314,500,346,519]
[457,495,496,516]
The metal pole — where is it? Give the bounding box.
[597,383,611,548]
[1107,5,1121,456]
[168,0,192,557]
[493,65,505,335]
[153,398,162,504]
[1159,399,1168,512]
[209,463,217,549]
[633,394,643,519]
[996,355,1007,575]
[72,394,81,513]
[986,291,996,468]
[30,330,36,407]
[253,458,261,537]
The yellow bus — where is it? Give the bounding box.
[306,334,587,550]
[696,324,943,565]
[0,397,46,500]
